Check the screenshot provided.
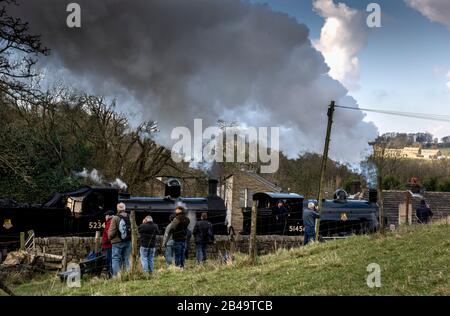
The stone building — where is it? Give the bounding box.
[384,147,444,160]
[219,170,281,233]
[364,190,450,228]
[419,149,442,160]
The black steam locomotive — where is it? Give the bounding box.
[0,179,227,249]
[1,178,382,252]
[242,189,382,237]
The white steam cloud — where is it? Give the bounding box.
[14,0,377,164]
[75,168,128,190]
[110,178,128,191]
[75,168,103,185]
[313,0,369,91]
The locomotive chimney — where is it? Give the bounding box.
[208,178,218,197]
[165,178,181,198]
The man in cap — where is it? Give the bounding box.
[163,206,190,268]
[101,210,114,277]
[108,202,132,277]
[193,212,214,263]
[138,215,159,273]
[302,201,320,245]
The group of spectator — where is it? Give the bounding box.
[101,203,214,277]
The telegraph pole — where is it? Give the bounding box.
[315,101,336,240]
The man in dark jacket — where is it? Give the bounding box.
[193,213,214,263]
[416,200,433,224]
[163,206,190,268]
[273,200,289,234]
[138,215,159,273]
[303,201,320,245]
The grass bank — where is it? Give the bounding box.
[7,221,450,296]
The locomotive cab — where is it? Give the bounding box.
[242,192,304,235]
[44,186,119,233]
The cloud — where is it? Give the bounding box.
[13,0,377,164]
[312,0,369,91]
[406,0,450,29]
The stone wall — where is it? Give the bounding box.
[35,237,98,264]
[34,235,304,262]
[363,190,450,227]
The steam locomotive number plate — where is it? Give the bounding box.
[289,225,304,232]
[88,221,105,229]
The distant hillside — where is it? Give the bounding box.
[8,221,449,296]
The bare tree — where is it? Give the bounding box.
[0,0,49,100]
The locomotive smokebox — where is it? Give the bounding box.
[165,178,181,198]
[208,178,218,197]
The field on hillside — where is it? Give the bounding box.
[3,222,449,296]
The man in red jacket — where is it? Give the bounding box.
[102,210,114,278]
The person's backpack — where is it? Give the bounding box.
[118,215,131,241]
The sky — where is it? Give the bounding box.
[252,0,450,140]
[12,0,450,166]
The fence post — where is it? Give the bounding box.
[62,239,68,271]
[130,210,139,274]
[20,232,25,251]
[405,191,410,225]
[94,231,101,253]
[227,226,236,265]
[249,200,258,265]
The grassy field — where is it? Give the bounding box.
[5,221,450,296]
